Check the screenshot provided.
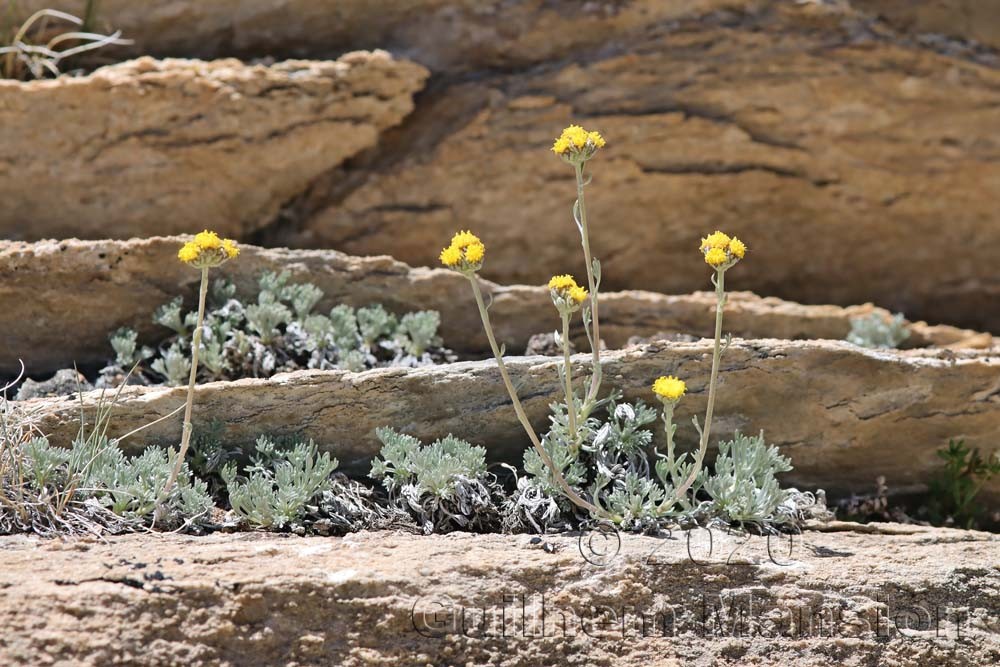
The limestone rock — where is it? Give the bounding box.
[0,237,986,377]
[855,0,1000,50]
[21,339,1000,501]
[14,369,91,401]
[15,1,998,66]
[0,53,428,241]
[2,3,999,330]
[0,526,995,665]
[284,2,1000,333]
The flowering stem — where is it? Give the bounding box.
[468,276,610,519]
[560,311,579,454]
[162,266,209,497]
[662,403,677,469]
[656,268,726,512]
[701,267,726,457]
[575,162,602,407]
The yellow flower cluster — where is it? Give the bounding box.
[547,274,589,307]
[178,230,239,268]
[652,375,687,402]
[551,124,606,161]
[440,230,486,271]
[699,230,746,268]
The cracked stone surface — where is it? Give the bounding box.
[0,237,989,378]
[14,1,1000,64]
[21,338,1000,501]
[1,3,998,331]
[0,524,995,666]
[0,53,427,241]
[266,1,1000,332]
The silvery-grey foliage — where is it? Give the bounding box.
[506,396,809,533]
[103,271,454,386]
[221,436,338,530]
[702,431,796,525]
[846,312,910,349]
[14,433,211,531]
[370,427,502,534]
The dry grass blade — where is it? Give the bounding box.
[0,7,131,80]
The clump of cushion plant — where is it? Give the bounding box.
[1,374,211,535]
[101,271,451,388]
[219,435,405,534]
[846,312,910,349]
[370,427,503,534]
[220,436,337,530]
[701,431,798,527]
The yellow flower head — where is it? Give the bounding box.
[652,376,687,402]
[704,247,728,267]
[464,241,485,264]
[193,230,222,251]
[548,274,579,291]
[441,231,485,272]
[587,131,606,148]
[699,230,745,269]
[222,238,240,259]
[179,231,238,268]
[440,244,463,268]
[451,230,480,250]
[178,242,200,263]
[552,124,606,162]
[551,137,571,155]
[548,274,587,312]
[700,231,731,252]
[728,237,746,259]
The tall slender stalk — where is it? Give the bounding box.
[559,311,579,454]
[700,268,726,454]
[469,278,610,519]
[656,267,727,510]
[574,162,603,408]
[162,266,209,495]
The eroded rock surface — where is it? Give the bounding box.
[0,526,995,666]
[283,2,1000,333]
[0,53,427,241]
[21,339,1000,501]
[2,3,998,330]
[15,1,1000,65]
[1,237,986,377]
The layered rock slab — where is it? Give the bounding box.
[0,526,995,666]
[14,1,1000,66]
[277,2,1000,333]
[3,3,999,330]
[0,237,987,378]
[0,53,427,241]
[21,339,1000,501]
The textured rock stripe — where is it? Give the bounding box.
[0,237,986,377]
[0,526,995,666]
[0,53,428,240]
[21,339,1000,501]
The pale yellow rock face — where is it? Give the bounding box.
[0,237,986,377]
[0,2,997,330]
[0,53,428,240]
[289,10,1000,332]
[0,526,995,666]
[21,338,1000,501]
